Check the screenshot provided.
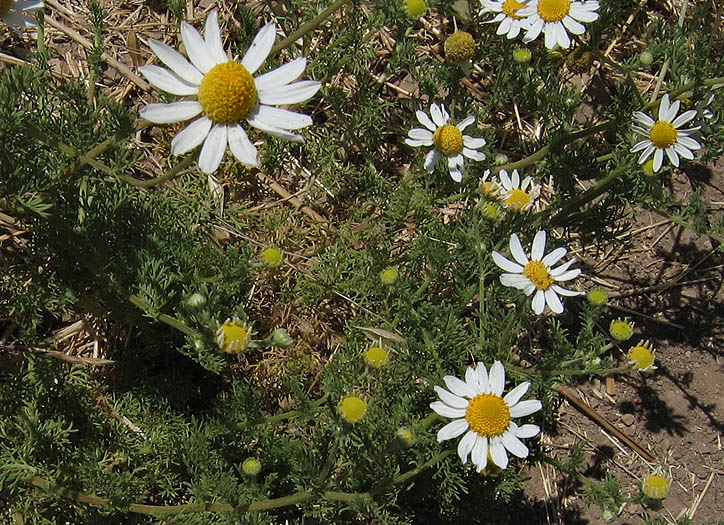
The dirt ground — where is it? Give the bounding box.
[520,159,724,524]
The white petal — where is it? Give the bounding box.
[545,289,564,313]
[457,116,475,131]
[510,234,529,266]
[146,38,203,85]
[416,110,437,132]
[524,18,544,42]
[444,375,476,398]
[632,111,655,127]
[631,140,651,153]
[138,65,199,95]
[531,289,546,314]
[500,273,531,289]
[140,101,202,124]
[465,367,481,393]
[672,109,697,128]
[549,258,576,277]
[544,22,557,50]
[258,80,321,105]
[249,105,313,130]
[665,99,681,122]
[502,430,529,458]
[541,247,567,267]
[434,386,469,409]
[489,436,509,469]
[562,15,585,35]
[430,401,467,419]
[204,11,228,65]
[463,136,486,149]
[457,430,477,463]
[181,21,215,74]
[550,284,583,297]
[254,57,307,91]
[523,282,537,296]
[665,147,680,167]
[430,103,446,127]
[504,382,530,407]
[554,269,582,282]
[247,115,304,143]
[170,116,212,155]
[488,361,505,396]
[516,423,541,438]
[569,2,599,22]
[408,128,434,140]
[673,142,694,160]
[437,419,469,441]
[227,124,258,166]
[476,362,489,393]
[463,148,486,161]
[531,230,547,261]
[509,399,543,418]
[677,136,701,150]
[471,435,489,472]
[638,144,655,164]
[424,150,439,173]
[449,166,463,183]
[405,138,433,147]
[241,22,277,75]
[658,95,671,121]
[653,148,664,172]
[492,252,524,273]
[197,124,228,173]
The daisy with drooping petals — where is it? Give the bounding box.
[1,0,43,30]
[519,0,599,49]
[139,11,321,174]
[480,0,530,40]
[492,230,583,314]
[630,94,701,172]
[430,361,542,472]
[497,169,540,212]
[405,103,487,182]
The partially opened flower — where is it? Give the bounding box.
[430,361,542,472]
[492,230,583,314]
[216,318,252,353]
[631,94,701,172]
[628,340,657,372]
[519,0,600,49]
[480,0,530,40]
[497,169,540,212]
[139,10,321,173]
[1,0,43,30]
[405,103,487,182]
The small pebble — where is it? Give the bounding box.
[622,414,635,426]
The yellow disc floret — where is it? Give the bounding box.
[198,61,257,125]
[0,0,12,17]
[216,318,251,353]
[628,340,656,371]
[404,0,427,18]
[524,260,554,290]
[649,121,678,149]
[338,395,368,423]
[642,473,670,499]
[465,393,511,437]
[364,346,389,368]
[433,125,463,156]
[537,0,571,22]
[503,0,527,19]
[444,31,476,63]
[505,189,531,211]
[609,318,634,341]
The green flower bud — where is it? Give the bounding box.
[395,427,415,448]
[404,0,426,18]
[380,266,399,285]
[586,288,608,306]
[638,51,654,67]
[270,328,294,348]
[513,48,532,64]
[187,292,207,308]
[242,458,262,477]
[261,247,283,268]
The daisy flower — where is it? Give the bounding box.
[430,361,542,472]
[1,0,43,30]
[480,0,530,40]
[630,94,701,172]
[405,103,487,182]
[519,0,599,49]
[497,169,540,212]
[492,230,583,314]
[139,10,321,174]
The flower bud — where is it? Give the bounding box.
[270,328,294,348]
[364,345,389,368]
[444,31,475,63]
[404,0,426,18]
[380,266,399,285]
[338,395,367,423]
[513,49,532,64]
[638,51,654,66]
[396,427,415,448]
[586,289,608,306]
[242,457,262,477]
[187,292,207,308]
[609,318,634,342]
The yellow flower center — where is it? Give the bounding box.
[503,0,527,19]
[609,319,634,341]
[505,189,531,211]
[218,321,250,353]
[433,125,463,156]
[649,120,678,148]
[197,61,257,125]
[523,260,554,290]
[629,345,654,370]
[465,393,511,437]
[537,0,571,22]
[261,247,283,268]
[404,0,427,18]
[0,0,12,17]
[338,396,367,423]
[643,474,670,499]
[364,346,389,368]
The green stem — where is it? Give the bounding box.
[117,155,196,187]
[368,449,454,497]
[59,136,118,181]
[126,294,200,337]
[270,0,350,56]
[492,122,614,175]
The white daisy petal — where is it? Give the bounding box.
[541,247,567,267]
[139,65,199,96]
[249,105,313,130]
[227,124,259,166]
[673,142,694,160]
[550,284,583,297]
[254,57,307,91]
[489,436,509,469]
[531,230,547,261]
[510,234,529,266]
[241,22,277,75]
[408,128,434,140]
[434,386,469,409]
[181,21,215,74]
[631,139,652,153]
[554,269,582,282]
[475,362,489,392]
[677,136,701,150]
[463,148,486,161]
[170,116,212,155]
[204,10,229,65]
[532,289,546,314]
[488,361,505,396]
[146,38,204,85]
[437,419,469,441]
[416,110,437,132]
[456,116,475,131]
[504,382,530,407]
[444,375,476,398]
[430,103,446,127]
[430,401,467,419]
[545,289,564,313]
[247,116,304,143]
[509,399,543,418]
[633,111,655,127]
[465,367,480,392]
[638,144,656,165]
[492,252,524,273]
[658,95,671,121]
[672,109,697,128]
[424,150,439,173]
[457,430,477,462]
[665,147,680,167]
[562,16,585,35]
[197,124,228,173]
[140,101,202,124]
[516,424,541,438]
[463,136,486,149]
[471,435,489,472]
[653,148,664,172]
[500,273,531,290]
[405,138,433,147]
[258,80,322,106]
[502,430,529,458]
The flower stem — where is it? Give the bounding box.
[126,293,200,337]
[117,155,196,187]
